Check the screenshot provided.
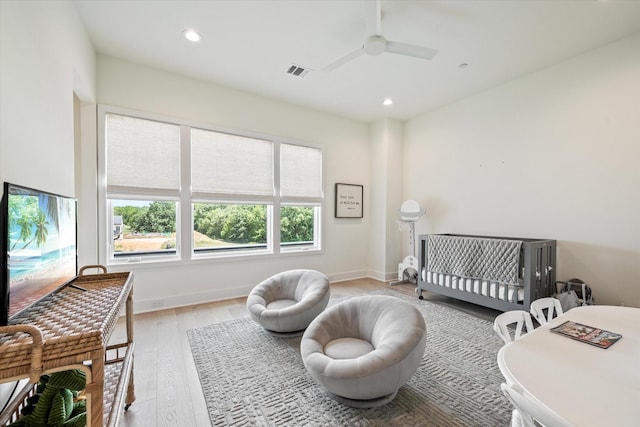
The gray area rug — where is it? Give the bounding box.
[187,290,512,426]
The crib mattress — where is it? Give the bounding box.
[422,270,525,302]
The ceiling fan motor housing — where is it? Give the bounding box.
[364,35,386,56]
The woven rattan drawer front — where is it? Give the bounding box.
[0,272,132,379]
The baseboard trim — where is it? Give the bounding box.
[134,284,254,313]
[134,268,386,313]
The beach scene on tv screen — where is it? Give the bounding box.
[8,188,76,317]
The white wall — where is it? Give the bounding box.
[368,119,405,281]
[92,56,370,310]
[0,0,95,195]
[0,0,96,409]
[404,33,640,307]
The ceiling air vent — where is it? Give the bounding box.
[286,63,311,78]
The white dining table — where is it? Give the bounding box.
[497,305,640,427]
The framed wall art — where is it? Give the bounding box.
[335,183,363,218]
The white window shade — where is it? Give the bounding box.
[191,128,273,196]
[280,144,322,198]
[106,114,180,191]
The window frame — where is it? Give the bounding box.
[97,105,324,266]
[191,198,272,258]
[279,203,322,253]
[108,196,181,261]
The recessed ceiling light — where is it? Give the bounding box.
[458,63,469,69]
[383,98,393,106]
[183,29,202,42]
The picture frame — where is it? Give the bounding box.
[335,183,363,218]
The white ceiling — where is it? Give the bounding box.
[74,0,640,123]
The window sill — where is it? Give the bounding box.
[105,246,323,270]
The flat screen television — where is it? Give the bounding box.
[0,182,77,325]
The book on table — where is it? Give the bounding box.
[550,320,622,349]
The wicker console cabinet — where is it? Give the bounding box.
[0,270,135,426]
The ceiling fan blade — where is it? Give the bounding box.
[386,41,438,60]
[365,0,382,36]
[323,47,365,72]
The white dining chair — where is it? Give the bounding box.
[501,382,575,427]
[493,310,535,344]
[529,297,564,325]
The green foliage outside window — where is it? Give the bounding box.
[115,201,176,234]
[193,204,267,244]
[114,202,313,245]
[280,206,313,243]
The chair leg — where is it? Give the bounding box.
[511,409,524,427]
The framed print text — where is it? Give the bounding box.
[335,183,363,218]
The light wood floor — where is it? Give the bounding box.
[111,278,499,426]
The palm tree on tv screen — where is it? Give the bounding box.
[33,210,49,247]
[8,194,53,251]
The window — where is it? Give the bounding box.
[280,205,318,249]
[105,114,181,192]
[103,113,181,261]
[99,106,323,263]
[191,129,273,196]
[111,199,178,257]
[279,143,323,250]
[193,202,268,252]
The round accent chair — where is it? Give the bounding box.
[301,295,426,408]
[246,269,330,336]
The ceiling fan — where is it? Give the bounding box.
[323,0,438,72]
